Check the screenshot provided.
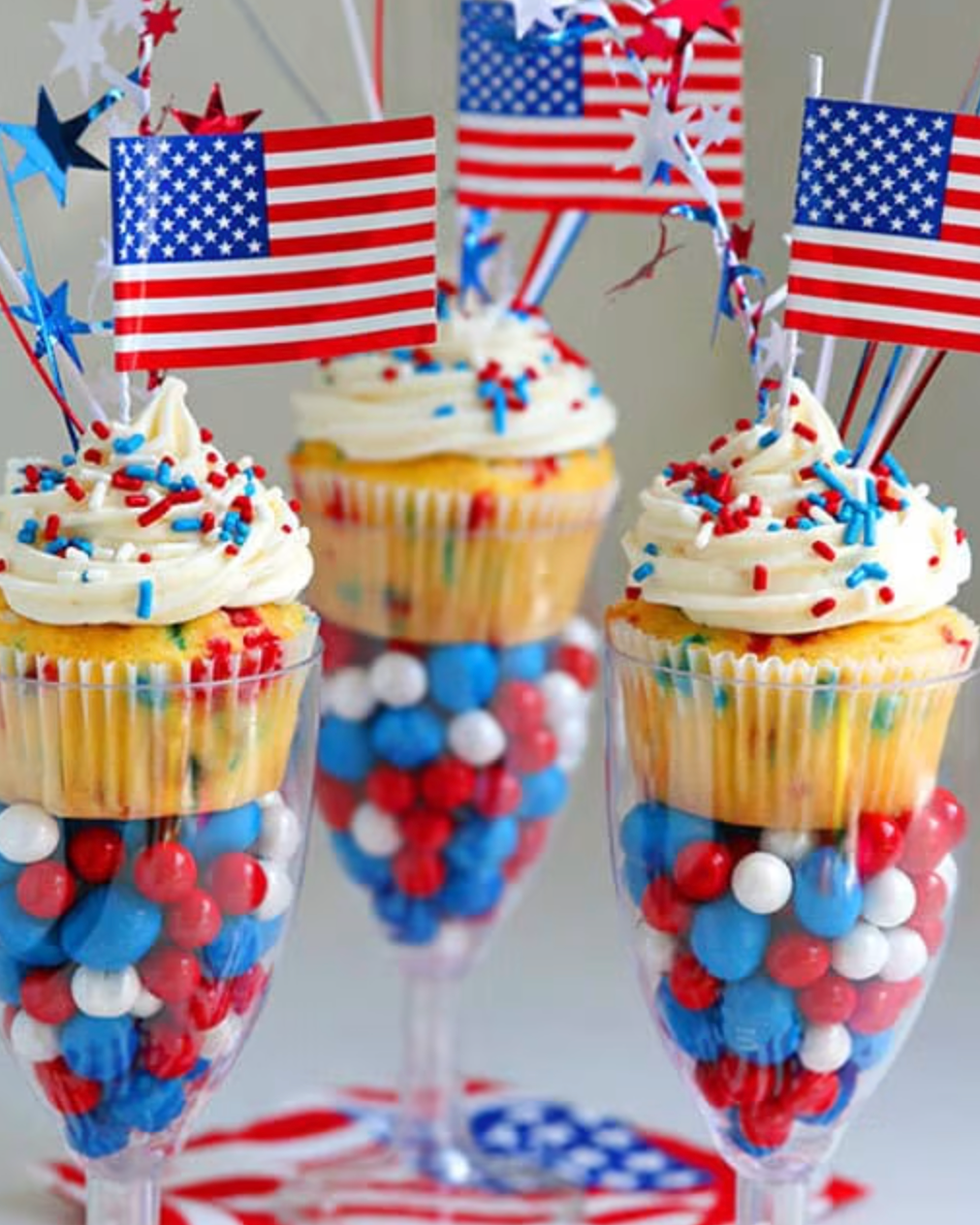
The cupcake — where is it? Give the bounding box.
[0,377,317,818]
[290,291,618,645]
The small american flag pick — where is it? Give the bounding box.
[109,117,438,371]
[785,97,980,353]
[456,0,744,215]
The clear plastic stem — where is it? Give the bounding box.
[87,1172,161,1225]
[736,1175,808,1225]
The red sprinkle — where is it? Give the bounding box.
[44,515,60,541]
[205,452,219,464]
[138,552,152,564]
[793,421,818,442]
[253,464,266,479]
[0,560,7,573]
[282,524,293,534]
[225,544,239,556]
[288,499,302,514]
[798,465,817,481]
[225,463,240,479]
[790,392,800,407]
[92,421,110,440]
[625,585,641,600]
[199,428,214,443]
[207,473,227,489]
[811,598,837,618]
[64,478,86,503]
[709,435,729,454]
[111,472,144,492]
[735,418,752,431]
[732,457,744,469]
[956,527,967,545]
[929,555,940,568]
[747,495,762,516]
[570,400,584,411]
[125,495,151,508]
[879,586,895,604]
[382,367,399,382]
[753,565,769,592]
[82,448,103,465]
[201,512,216,534]
[812,541,837,562]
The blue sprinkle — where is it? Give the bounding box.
[834,448,851,464]
[632,562,655,582]
[844,513,864,546]
[137,579,154,620]
[61,454,76,466]
[864,562,889,580]
[112,434,145,455]
[708,467,723,479]
[589,384,601,397]
[759,429,780,448]
[846,565,869,589]
[865,476,879,513]
[69,538,93,555]
[766,522,782,532]
[433,405,455,418]
[454,360,469,371]
[807,493,826,507]
[181,475,196,491]
[644,543,660,556]
[44,538,69,554]
[813,461,856,503]
[171,518,203,533]
[796,518,815,530]
[124,464,156,481]
[156,461,173,485]
[392,348,413,360]
[699,494,722,514]
[882,452,910,487]
[863,506,877,547]
[17,519,38,545]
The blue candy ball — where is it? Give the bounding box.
[499,643,547,682]
[728,1114,779,1158]
[318,716,374,783]
[661,806,716,870]
[721,975,802,1065]
[0,886,64,967]
[62,1015,138,1082]
[107,1074,186,1133]
[518,767,568,820]
[623,857,653,907]
[331,831,393,892]
[255,916,286,958]
[656,981,723,1062]
[619,803,665,869]
[184,1058,211,1084]
[439,869,505,918]
[61,886,162,972]
[183,802,262,861]
[800,1062,857,1126]
[0,950,23,1005]
[428,645,499,712]
[446,816,519,871]
[65,1111,131,1160]
[794,848,864,939]
[374,891,440,945]
[691,896,770,982]
[0,850,19,887]
[850,1029,894,1070]
[203,917,262,980]
[370,706,445,770]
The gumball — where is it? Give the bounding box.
[673,841,732,902]
[619,803,665,869]
[799,1023,852,1074]
[732,852,794,916]
[439,869,504,919]
[0,803,60,864]
[185,803,262,861]
[330,832,393,891]
[669,952,720,1011]
[721,976,802,1065]
[831,921,889,981]
[856,812,904,878]
[230,964,270,1016]
[509,726,558,774]
[198,1012,245,1061]
[499,642,547,682]
[518,767,568,820]
[493,681,546,736]
[505,819,550,877]
[0,886,67,967]
[186,978,233,1031]
[661,807,715,870]
[428,645,499,713]
[35,1057,103,1115]
[420,760,475,810]
[16,862,75,919]
[68,827,125,884]
[0,952,24,1006]
[691,896,770,982]
[555,716,590,771]
[10,1011,61,1062]
[936,854,958,902]
[351,802,402,857]
[472,767,522,818]
[760,829,814,864]
[794,848,863,939]
[166,888,223,950]
[71,966,141,1018]
[207,853,268,915]
[62,886,163,972]
[539,671,587,725]
[850,1029,895,1070]
[399,807,454,852]
[560,617,601,653]
[325,667,376,720]
[717,1054,782,1106]
[61,1014,138,1081]
[447,710,505,768]
[908,915,946,955]
[256,794,303,862]
[879,926,929,982]
[786,1069,839,1119]
[372,707,446,771]
[0,851,19,887]
[141,1023,202,1079]
[928,787,967,850]
[634,928,676,980]
[799,974,857,1026]
[368,765,418,814]
[446,817,519,872]
[133,842,198,904]
[255,863,295,921]
[656,981,722,1062]
[910,872,946,921]
[131,987,164,1020]
[203,917,262,980]
[140,948,202,1004]
[109,1072,186,1133]
[393,847,446,899]
[765,931,830,989]
[316,774,357,832]
[862,867,916,929]
[695,1060,734,1110]
[65,1112,131,1160]
[320,620,357,670]
[369,652,428,708]
[319,715,375,783]
[553,643,598,690]
[20,968,75,1025]
[641,877,692,936]
[739,1099,793,1151]
[899,809,948,874]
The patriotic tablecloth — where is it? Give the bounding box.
[41,1081,867,1225]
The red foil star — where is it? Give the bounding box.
[626,16,677,63]
[654,0,737,42]
[730,221,755,261]
[170,84,263,136]
[143,0,182,47]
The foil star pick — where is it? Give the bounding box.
[508,0,565,39]
[49,0,109,96]
[0,86,111,206]
[143,0,183,47]
[170,84,263,136]
[12,274,103,372]
[654,0,736,42]
[616,81,696,187]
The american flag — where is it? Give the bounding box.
[43,1082,867,1225]
[785,97,980,353]
[109,117,438,371]
[456,1,744,214]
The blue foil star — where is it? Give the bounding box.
[0,86,113,207]
[12,274,106,371]
[460,208,503,303]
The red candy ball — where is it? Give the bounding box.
[504,820,551,880]
[912,871,949,920]
[857,812,905,878]
[765,932,831,989]
[68,827,125,884]
[134,842,198,904]
[207,853,268,915]
[554,644,598,690]
[900,810,948,874]
[908,915,945,955]
[316,774,357,832]
[16,863,76,919]
[930,787,968,850]
[850,981,909,1034]
[787,1070,839,1118]
[718,1054,783,1106]
[20,968,75,1025]
[320,621,357,669]
[673,841,732,902]
[798,974,858,1026]
[669,952,720,1011]
[493,681,546,736]
[142,1024,202,1079]
[393,848,446,899]
[695,1061,733,1110]
[472,766,522,818]
[640,877,691,935]
[421,760,476,810]
[508,727,558,775]
[35,1058,102,1115]
[740,1099,793,1149]
[185,979,233,1031]
[231,965,269,1015]
[166,888,223,949]
[140,948,202,1004]
[367,765,418,815]
[400,806,454,851]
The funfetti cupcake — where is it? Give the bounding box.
[290,289,618,645]
[0,377,317,818]
[606,377,977,831]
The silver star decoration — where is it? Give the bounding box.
[508,0,565,39]
[690,102,740,153]
[50,0,110,96]
[616,82,696,188]
[101,0,145,34]
[100,62,149,113]
[757,319,796,382]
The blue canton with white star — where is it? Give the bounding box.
[110,134,270,265]
[459,1,583,118]
[793,98,956,239]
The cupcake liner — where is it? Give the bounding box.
[0,621,319,820]
[608,617,976,830]
[294,467,617,644]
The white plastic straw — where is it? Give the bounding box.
[340,0,384,121]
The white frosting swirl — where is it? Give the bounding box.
[0,378,313,626]
[623,379,971,634]
[293,301,617,460]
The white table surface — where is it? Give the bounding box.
[0,707,976,1225]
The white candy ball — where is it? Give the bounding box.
[256,862,295,921]
[350,802,402,857]
[369,652,428,708]
[831,920,890,981]
[256,795,303,862]
[799,1023,852,1074]
[10,1012,61,1063]
[448,710,506,767]
[326,668,376,721]
[936,854,959,902]
[760,829,814,864]
[561,617,600,653]
[200,1013,244,1060]
[0,803,60,865]
[555,715,589,758]
[540,672,587,726]
[72,966,140,1019]
[131,987,165,1019]
[879,927,930,982]
[319,678,334,717]
[635,928,676,979]
[731,852,793,915]
[862,867,916,929]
